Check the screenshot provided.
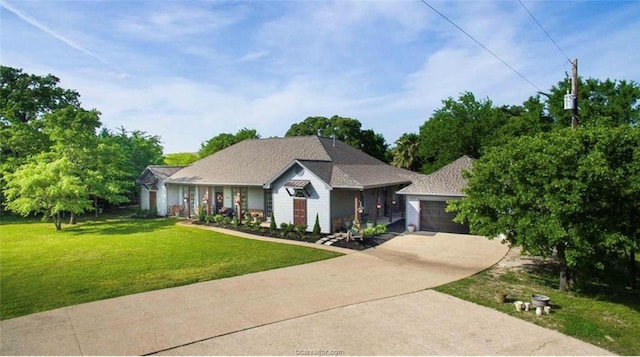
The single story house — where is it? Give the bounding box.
[136,165,185,216]
[144,136,424,234]
[396,155,475,234]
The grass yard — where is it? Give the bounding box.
[435,251,640,355]
[0,216,342,320]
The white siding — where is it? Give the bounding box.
[405,194,421,231]
[140,187,150,210]
[223,187,233,208]
[167,185,181,215]
[247,187,264,210]
[272,164,332,233]
[331,189,355,219]
[156,180,168,216]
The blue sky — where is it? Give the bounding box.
[2,0,639,154]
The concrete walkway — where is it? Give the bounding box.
[0,232,611,355]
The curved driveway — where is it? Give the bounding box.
[0,231,611,355]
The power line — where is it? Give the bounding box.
[418,0,542,92]
[518,0,572,64]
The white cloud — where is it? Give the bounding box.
[117,5,245,42]
[3,0,638,153]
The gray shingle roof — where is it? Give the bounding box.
[166,136,424,189]
[136,165,184,186]
[396,155,475,196]
[148,166,185,179]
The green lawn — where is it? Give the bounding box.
[435,257,640,355]
[0,216,342,320]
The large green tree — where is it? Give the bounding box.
[545,78,640,127]
[390,133,422,171]
[98,127,164,203]
[0,66,81,160]
[449,125,640,290]
[0,66,82,206]
[418,92,500,173]
[5,155,93,230]
[285,116,389,162]
[2,67,164,223]
[198,128,260,157]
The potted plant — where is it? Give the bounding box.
[407,223,416,232]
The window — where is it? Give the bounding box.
[231,187,248,211]
[264,189,273,220]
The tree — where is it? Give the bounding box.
[199,128,260,157]
[489,96,555,146]
[0,66,81,160]
[285,116,389,162]
[1,67,166,220]
[164,152,199,166]
[418,92,499,173]
[312,213,321,238]
[99,127,164,203]
[449,125,640,290]
[391,133,422,171]
[545,78,640,128]
[5,155,93,230]
[0,66,82,209]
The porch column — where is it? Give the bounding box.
[235,191,242,223]
[373,190,380,226]
[354,194,360,230]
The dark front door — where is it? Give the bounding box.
[293,198,307,226]
[149,191,157,212]
[215,191,223,213]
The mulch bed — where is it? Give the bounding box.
[192,219,406,251]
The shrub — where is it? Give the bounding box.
[212,214,224,224]
[312,214,321,238]
[247,220,261,230]
[374,224,387,235]
[280,222,296,238]
[270,212,277,233]
[279,222,289,237]
[295,224,308,237]
[204,215,215,224]
[198,205,206,222]
[362,227,377,238]
[221,216,232,227]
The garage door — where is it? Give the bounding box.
[419,200,469,234]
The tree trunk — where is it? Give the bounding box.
[556,243,573,291]
[69,211,76,225]
[54,212,62,230]
[629,249,637,290]
[94,197,99,218]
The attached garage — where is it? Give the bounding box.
[397,156,475,234]
[419,200,469,234]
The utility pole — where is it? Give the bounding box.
[571,58,579,129]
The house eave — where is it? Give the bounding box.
[164,179,265,187]
[396,191,466,198]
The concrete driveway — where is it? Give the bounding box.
[0,232,612,355]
